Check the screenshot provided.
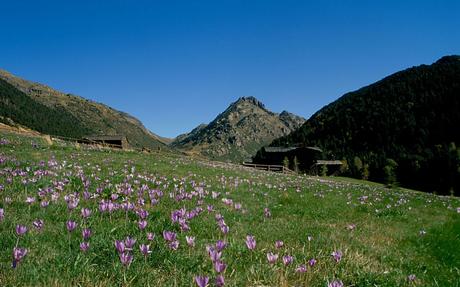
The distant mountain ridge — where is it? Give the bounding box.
[266,55,460,195]
[0,69,167,149]
[171,96,305,161]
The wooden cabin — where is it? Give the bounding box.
[252,146,323,172]
[81,135,129,149]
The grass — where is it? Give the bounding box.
[0,131,459,286]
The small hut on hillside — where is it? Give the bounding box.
[252,146,343,175]
[80,135,129,149]
[252,146,323,171]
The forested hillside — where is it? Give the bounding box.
[270,56,460,195]
[0,78,91,138]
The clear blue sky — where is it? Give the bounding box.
[1,0,459,138]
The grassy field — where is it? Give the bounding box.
[0,132,459,286]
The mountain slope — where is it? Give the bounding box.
[171,96,305,161]
[0,69,167,149]
[268,55,460,195]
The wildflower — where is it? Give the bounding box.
[267,252,278,264]
[25,197,36,204]
[139,244,152,256]
[215,240,227,251]
[163,231,177,242]
[419,229,426,236]
[215,274,225,287]
[214,260,227,273]
[220,224,229,235]
[283,255,293,266]
[81,208,91,218]
[275,240,284,249]
[33,219,44,231]
[208,248,222,262]
[331,250,342,263]
[125,236,136,250]
[16,225,28,236]
[457,207,460,213]
[195,276,209,287]
[308,258,317,267]
[137,209,149,219]
[264,207,271,218]
[119,252,133,267]
[138,220,148,230]
[328,280,344,287]
[82,228,92,240]
[147,232,155,241]
[80,242,90,252]
[0,208,4,221]
[115,240,126,253]
[307,235,313,242]
[245,235,256,250]
[12,247,28,268]
[169,240,179,250]
[186,236,195,247]
[408,274,416,282]
[66,220,77,232]
[296,264,307,273]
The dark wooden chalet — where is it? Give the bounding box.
[252,146,323,171]
[80,135,129,149]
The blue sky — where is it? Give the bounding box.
[1,0,459,137]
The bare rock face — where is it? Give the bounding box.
[171,96,305,162]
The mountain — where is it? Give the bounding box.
[267,55,460,195]
[0,69,167,149]
[171,96,305,161]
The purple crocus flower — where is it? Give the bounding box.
[186,236,195,247]
[194,276,209,287]
[408,274,416,282]
[33,219,44,231]
[115,240,126,253]
[12,247,28,268]
[163,231,177,242]
[125,236,136,250]
[214,260,227,273]
[82,228,92,240]
[264,207,271,218]
[0,208,4,221]
[267,252,278,264]
[16,225,28,236]
[66,220,77,232]
[275,240,284,249]
[220,224,229,235]
[139,244,152,256]
[208,248,222,262]
[331,250,342,263]
[81,208,91,218]
[328,280,344,287]
[147,232,155,241]
[283,255,293,266]
[245,235,256,250]
[215,274,225,287]
[296,264,307,273]
[214,241,226,252]
[308,258,317,267]
[138,220,148,230]
[119,252,133,267]
[80,242,90,252]
[169,240,179,250]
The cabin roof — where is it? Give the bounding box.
[264,146,323,153]
[84,135,126,141]
[314,160,343,165]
